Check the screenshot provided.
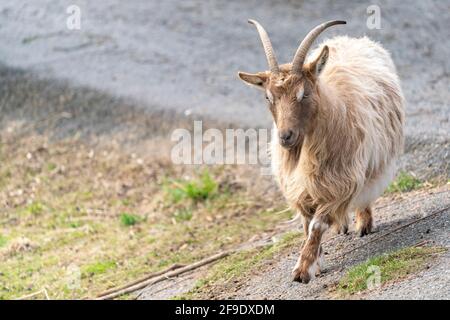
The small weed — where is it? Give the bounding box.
[386,172,422,193]
[120,213,141,226]
[69,221,82,228]
[82,260,117,277]
[166,171,217,203]
[25,202,45,215]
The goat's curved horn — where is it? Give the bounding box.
[291,20,346,75]
[248,19,280,74]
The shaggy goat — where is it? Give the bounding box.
[238,20,404,283]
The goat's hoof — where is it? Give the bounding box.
[335,224,348,235]
[292,262,316,284]
[292,268,310,284]
[339,226,349,235]
[357,226,372,237]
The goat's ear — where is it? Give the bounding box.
[309,45,329,77]
[238,71,269,90]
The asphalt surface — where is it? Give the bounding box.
[0,0,448,133]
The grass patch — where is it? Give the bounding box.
[69,221,82,228]
[165,170,217,203]
[119,213,141,227]
[24,201,45,215]
[82,260,117,277]
[386,171,422,193]
[0,234,7,247]
[337,246,446,295]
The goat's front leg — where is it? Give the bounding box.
[296,192,316,236]
[292,214,329,283]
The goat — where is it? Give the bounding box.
[238,20,404,283]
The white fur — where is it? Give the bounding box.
[308,217,328,238]
[307,259,319,279]
[296,86,304,101]
[351,160,397,210]
[266,89,274,104]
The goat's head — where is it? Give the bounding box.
[238,20,346,149]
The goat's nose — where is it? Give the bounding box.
[279,130,294,146]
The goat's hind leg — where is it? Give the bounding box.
[356,206,373,237]
[334,215,349,235]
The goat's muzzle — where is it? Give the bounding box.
[279,130,297,148]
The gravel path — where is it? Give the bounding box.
[212,186,450,300]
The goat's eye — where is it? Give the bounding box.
[303,94,309,99]
[296,88,305,101]
[265,90,274,104]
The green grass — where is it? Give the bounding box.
[24,202,45,215]
[69,221,82,228]
[0,234,7,247]
[386,171,422,193]
[165,170,217,203]
[119,213,141,227]
[337,246,446,295]
[82,260,117,277]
